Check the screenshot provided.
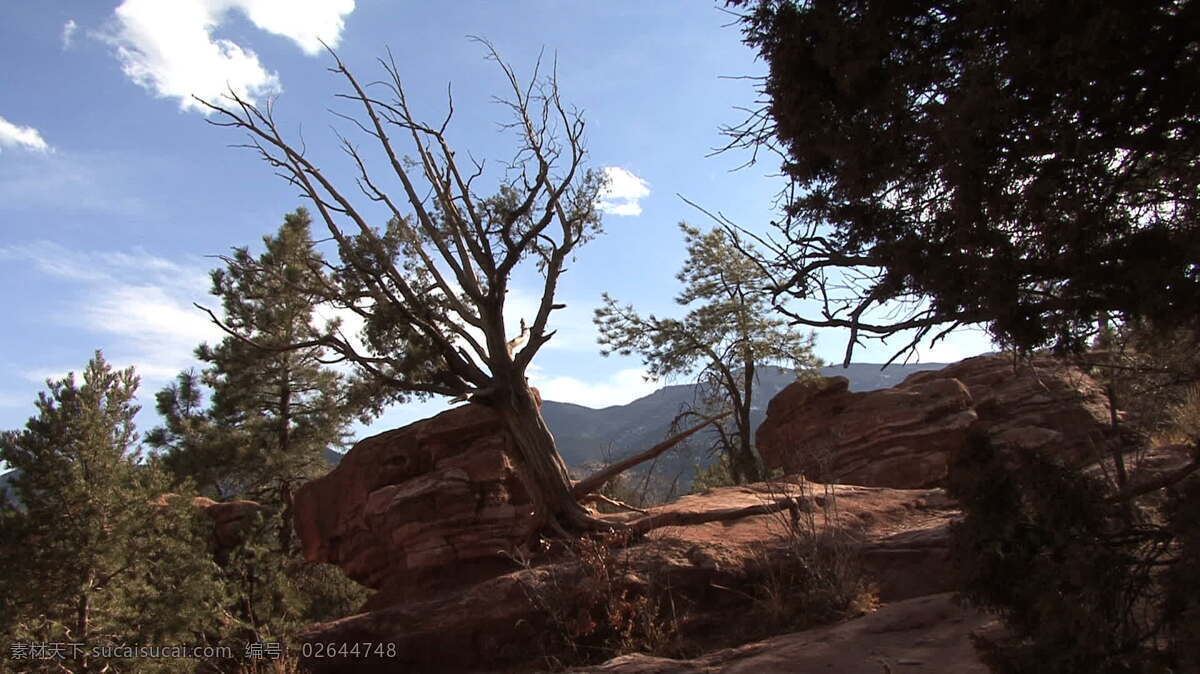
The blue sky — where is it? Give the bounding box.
[0,1,992,442]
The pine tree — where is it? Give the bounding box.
[147,210,371,648]
[151,209,370,540]
[146,368,235,497]
[0,352,226,672]
[724,0,1200,360]
[595,224,819,483]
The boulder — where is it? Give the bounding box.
[904,354,1114,460]
[292,402,538,608]
[757,354,1116,488]
[152,494,264,550]
[193,497,265,549]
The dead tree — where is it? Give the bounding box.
[197,41,610,534]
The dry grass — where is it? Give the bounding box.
[236,654,306,673]
[508,530,687,670]
[511,476,877,668]
[1160,385,1200,446]
[746,478,877,634]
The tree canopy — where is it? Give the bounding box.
[151,210,369,504]
[0,353,227,671]
[726,0,1200,360]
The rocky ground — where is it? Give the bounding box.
[575,593,1000,674]
[286,353,1131,672]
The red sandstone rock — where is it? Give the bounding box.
[292,402,538,607]
[573,592,1001,674]
[294,479,958,672]
[757,354,1116,488]
[194,497,264,548]
[153,494,264,549]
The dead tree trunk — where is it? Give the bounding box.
[199,43,613,535]
[493,380,601,532]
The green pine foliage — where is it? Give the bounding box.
[203,507,367,653]
[596,223,820,483]
[144,209,373,658]
[149,209,373,507]
[948,431,1197,673]
[0,352,228,672]
[726,0,1200,357]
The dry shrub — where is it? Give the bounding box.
[1163,385,1200,445]
[510,530,686,669]
[748,478,876,633]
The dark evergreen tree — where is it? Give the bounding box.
[595,224,819,483]
[721,5,1200,669]
[150,210,370,536]
[148,210,372,650]
[725,0,1200,360]
[947,432,1196,673]
[0,352,227,673]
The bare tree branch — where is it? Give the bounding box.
[572,412,731,499]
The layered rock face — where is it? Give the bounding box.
[292,403,537,607]
[295,480,960,673]
[756,354,1115,488]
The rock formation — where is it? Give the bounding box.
[193,497,264,549]
[756,353,1116,488]
[294,480,962,672]
[291,402,538,608]
[285,353,1131,671]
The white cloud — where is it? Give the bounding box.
[0,115,50,153]
[502,286,589,351]
[229,0,355,55]
[529,366,660,409]
[62,19,78,49]
[597,166,650,217]
[84,284,223,375]
[105,0,355,112]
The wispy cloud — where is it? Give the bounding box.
[0,150,147,216]
[0,115,50,153]
[61,19,78,49]
[597,166,650,217]
[103,0,355,112]
[0,242,221,386]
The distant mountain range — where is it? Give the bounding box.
[2,362,949,502]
